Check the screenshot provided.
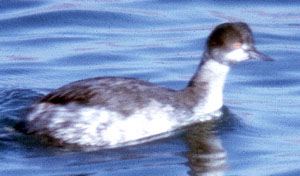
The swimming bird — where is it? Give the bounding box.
[26,22,273,148]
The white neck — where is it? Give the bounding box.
[189,57,230,115]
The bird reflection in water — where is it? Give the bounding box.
[184,107,235,176]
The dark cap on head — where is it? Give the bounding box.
[207,22,253,52]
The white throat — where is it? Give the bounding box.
[193,58,230,115]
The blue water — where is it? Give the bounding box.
[1,0,300,175]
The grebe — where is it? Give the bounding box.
[26,22,273,147]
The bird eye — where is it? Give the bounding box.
[232,42,242,49]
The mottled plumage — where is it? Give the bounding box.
[26,22,273,148]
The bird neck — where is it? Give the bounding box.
[184,54,230,115]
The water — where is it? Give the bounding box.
[1,0,300,175]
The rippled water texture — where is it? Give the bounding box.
[1,0,300,175]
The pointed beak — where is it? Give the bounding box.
[249,49,274,61]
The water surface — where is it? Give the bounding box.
[1,0,300,175]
